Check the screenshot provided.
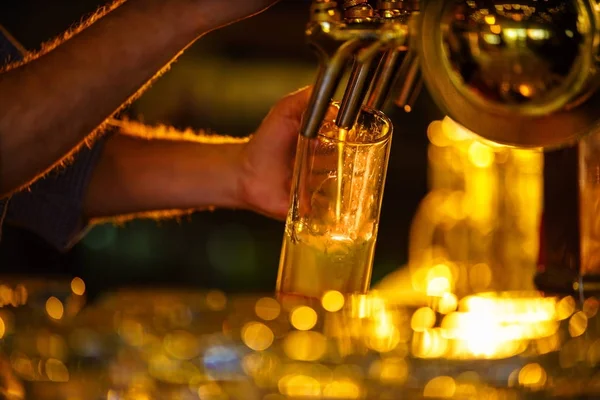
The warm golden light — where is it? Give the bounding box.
[350,294,376,319]
[148,353,199,384]
[412,328,449,359]
[424,376,456,398]
[70,277,86,296]
[283,331,327,361]
[322,290,345,312]
[376,357,409,384]
[588,339,600,366]
[459,294,557,324]
[36,333,68,360]
[118,318,145,347]
[372,115,546,362]
[427,120,451,147]
[322,379,361,399]
[557,296,576,320]
[367,324,401,353]
[438,292,458,314]
[518,363,547,390]
[536,333,561,355]
[242,351,278,374]
[163,330,201,360]
[584,297,599,318]
[490,24,502,34]
[425,264,453,296]
[0,316,5,339]
[442,116,477,141]
[425,293,560,359]
[206,290,227,311]
[388,117,543,302]
[568,311,588,338]
[427,277,451,297]
[468,263,492,292]
[44,359,69,382]
[197,382,226,399]
[519,84,532,97]
[242,321,274,352]
[484,15,496,24]
[290,306,318,331]
[45,297,64,320]
[11,352,35,381]
[468,141,494,168]
[279,374,321,398]
[7,282,600,398]
[411,307,436,332]
[255,297,281,321]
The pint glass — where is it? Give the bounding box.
[276,103,393,299]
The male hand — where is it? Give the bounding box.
[237,87,312,220]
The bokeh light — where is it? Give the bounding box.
[70,277,86,296]
[45,297,64,320]
[290,306,318,331]
[322,291,345,312]
[242,322,275,352]
[255,297,281,321]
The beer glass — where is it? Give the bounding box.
[276,103,393,299]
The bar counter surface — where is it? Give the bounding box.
[0,276,598,400]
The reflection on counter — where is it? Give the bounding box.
[0,276,600,399]
[0,118,575,399]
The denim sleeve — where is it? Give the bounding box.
[5,137,108,252]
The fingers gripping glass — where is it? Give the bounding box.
[276,102,393,300]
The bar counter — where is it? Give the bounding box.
[0,276,598,400]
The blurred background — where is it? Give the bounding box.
[0,0,441,297]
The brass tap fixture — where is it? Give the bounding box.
[304,0,600,149]
[302,0,415,139]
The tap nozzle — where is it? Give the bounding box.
[337,54,381,129]
[367,49,403,110]
[394,51,422,112]
[300,38,368,139]
[302,0,413,138]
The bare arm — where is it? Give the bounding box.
[83,87,311,224]
[0,0,278,198]
[84,121,248,223]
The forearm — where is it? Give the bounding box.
[84,123,249,223]
[0,0,217,197]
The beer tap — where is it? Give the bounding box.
[303,0,600,148]
[301,0,419,138]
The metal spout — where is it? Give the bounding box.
[302,0,412,138]
[366,49,403,110]
[394,51,422,113]
[336,53,381,129]
[301,37,372,139]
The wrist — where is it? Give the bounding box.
[209,142,247,210]
[175,141,246,211]
[87,135,250,218]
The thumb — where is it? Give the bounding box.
[256,86,313,150]
[274,86,313,124]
